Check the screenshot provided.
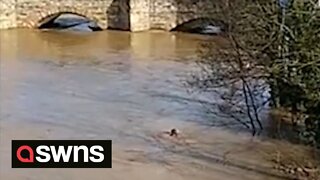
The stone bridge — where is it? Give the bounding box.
[0,0,220,31]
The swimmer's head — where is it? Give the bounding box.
[170,128,178,137]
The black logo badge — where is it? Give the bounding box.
[12,140,112,168]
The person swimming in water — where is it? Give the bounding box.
[169,128,178,137]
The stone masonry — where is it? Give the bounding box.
[0,0,17,29]
[0,0,218,31]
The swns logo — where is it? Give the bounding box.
[12,140,112,168]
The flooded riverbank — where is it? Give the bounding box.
[0,29,317,179]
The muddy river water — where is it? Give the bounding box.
[0,29,312,180]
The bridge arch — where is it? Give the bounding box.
[35,10,101,29]
[167,0,222,32]
[171,17,226,34]
[16,4,107,29]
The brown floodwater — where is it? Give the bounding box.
[0,29,313,180]
[0,29,214,144]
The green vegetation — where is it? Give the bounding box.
[190,0,320,145]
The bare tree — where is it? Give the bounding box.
[188,0,320,137]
